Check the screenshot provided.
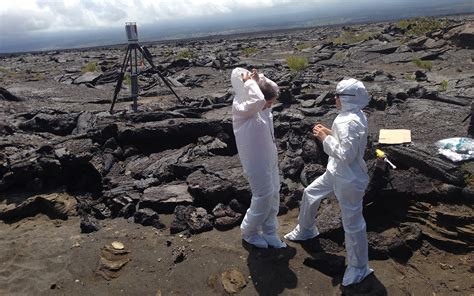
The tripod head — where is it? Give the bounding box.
[110,23,183,113]
[125,22,138,44]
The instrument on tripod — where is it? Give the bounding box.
[109,22,183,113]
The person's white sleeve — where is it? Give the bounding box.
[322,122,361,164]
[233,80,266,117]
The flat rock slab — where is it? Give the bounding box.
[73,72,102,84]
[364,44,399,54]
[141,183,193,213]
[125,147,190,180]
[18,113,79,136]
[187,170,234,209]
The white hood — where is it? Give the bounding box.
[231,67,250,101]
[336,78,369,112]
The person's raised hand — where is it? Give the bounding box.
[250,68,259,82]
[314,123,331,135]
[312,124,328,142]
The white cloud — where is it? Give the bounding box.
[0,0,299,34]
[0,0,458,35]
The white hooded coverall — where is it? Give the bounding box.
[231,68,281,244]
[290,78,373,286]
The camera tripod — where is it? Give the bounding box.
[109,43,183,113]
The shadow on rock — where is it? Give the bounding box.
[300,238,345,278]
[242,241,297,296]
[340,273,387,296]
[300,238,388,295]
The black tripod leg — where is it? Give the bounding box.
[156,69,184,104]
[130,45,139,112]
[110,72,125,113]
[462,113,472,123]
[110,46,131,113]
[138,46,184,104]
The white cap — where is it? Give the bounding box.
[336,78,369,111]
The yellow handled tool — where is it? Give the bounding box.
[375,149,396,169]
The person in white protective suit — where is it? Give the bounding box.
[231,67,287,249]
[284,78,373,286]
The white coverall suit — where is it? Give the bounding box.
[231,67,285,249]
[285,78,373,286]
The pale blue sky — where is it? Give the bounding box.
[1,0,468,34]
[0,0,472,53]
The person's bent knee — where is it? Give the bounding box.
[302,187,315,199]
[303,187,325,203]
[303,187,310,196]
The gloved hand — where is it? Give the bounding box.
[313,123,331,142]
[241,68,259,82]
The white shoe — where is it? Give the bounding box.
[284,225,319,241]
[242,233,268,248]
[262,234,287,248]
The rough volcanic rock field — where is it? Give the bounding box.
[0,15,473,295]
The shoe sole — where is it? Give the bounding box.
[284,234,318,241]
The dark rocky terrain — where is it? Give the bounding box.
[0,15,473,295]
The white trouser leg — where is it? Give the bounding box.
[262,165,280,235]
[241,169,275,236]
[298,172,334,231]
[335,180,373,286]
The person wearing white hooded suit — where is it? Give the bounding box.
[231,67,286,249]
[285,78,373,286]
